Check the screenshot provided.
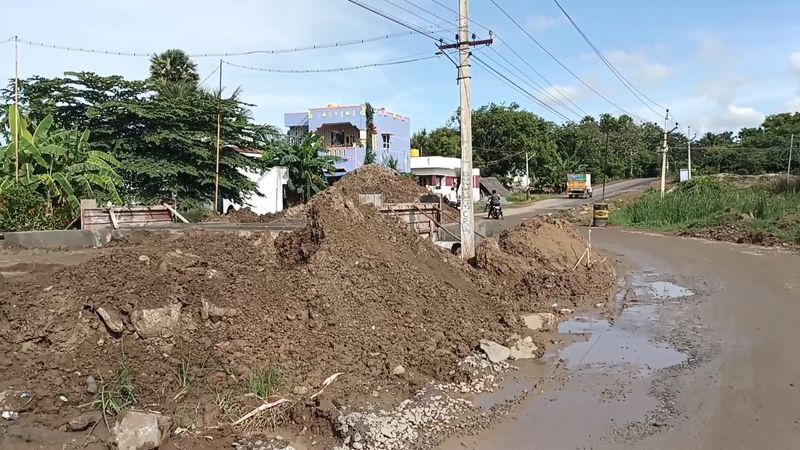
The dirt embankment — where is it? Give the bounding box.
[0,166,615,449]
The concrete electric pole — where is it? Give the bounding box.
[788,133,795,182]
[659,109,678,198]
[438,0,492,260]
[687,125,697,180]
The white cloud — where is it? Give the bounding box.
[697,35,735,67]
[539,85,583,108]
[699,72,750,104]
[526,15,564,32]
[605,50,678,84]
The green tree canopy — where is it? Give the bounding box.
[4,71,278,208]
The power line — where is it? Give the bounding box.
[552,0,664,119]
[381,0,456,35]
[345,0,447,42]
[472,54,572,122]
[188,31,418,57]
[487,0,647,122]
[15,31,419,58]
[199,65,220,86]
[222,51,439,74]
[493,34,589,117]
[427,0,586,116]
[479,49,581,120]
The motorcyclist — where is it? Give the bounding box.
[490,190,501,207]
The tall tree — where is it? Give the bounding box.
[264,134,338,205]
[364,102,376,165]
[149,49,200,98]
[4,71,278,208]
[411,127,460,157]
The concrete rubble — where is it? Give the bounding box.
[131,304,181,338]
[509,336,539,360]
[96,307,125,334]
[333,389,474,450]
[479,340,511,363]
[111,410,172,450]
[521,312,558,331]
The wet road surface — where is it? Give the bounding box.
[441,228,800,449]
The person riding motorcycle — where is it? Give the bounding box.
[487,190,503,219]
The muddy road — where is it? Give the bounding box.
[442,228,800,450]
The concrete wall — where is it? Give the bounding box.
[223,166,288,214]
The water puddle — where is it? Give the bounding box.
[649,281,694,299]
[558,306,686,374]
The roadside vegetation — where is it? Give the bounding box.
[611,177,800,244]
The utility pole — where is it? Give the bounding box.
[687,125,696,180]
[525,150,531,200]
[214,59,223,213]
[602,129,609,200]
[13,36,19,182]
[437,0,492,261]
[788,133,795,182]
[659,109,678,198]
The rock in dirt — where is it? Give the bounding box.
[201,297,239,321]
[509,337,538,360]
[2,411,19,420]
[85,376,98,394]
[96,307,125,334]
[521,312,558,331]
[558,308,574,315]
[131,304,181,338]
[392,365,406,376]
[111,410,172,450]
[479,340,511,363]
[66,411,102,431]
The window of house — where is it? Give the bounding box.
[444,177,454,187]
[382,133,391,150]
[345,134,354,146]
[330,130,345,146]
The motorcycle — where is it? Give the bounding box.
[487,202,503,220]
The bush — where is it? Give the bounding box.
[611,176,800,243]
[0,185,72,231]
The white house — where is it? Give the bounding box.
[223,149,289,214]
[409,155,480,203]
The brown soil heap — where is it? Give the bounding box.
[204,206,282,223]
[0,167,615,448]
[476,216,616,307]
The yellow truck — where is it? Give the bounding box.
[567,173,593,199]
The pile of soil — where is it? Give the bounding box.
[476,216,616,307]
[0,184,521,446]
[332,165,428,203]
[204,207,283,224]
[0,168,616,448]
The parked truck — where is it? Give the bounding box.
[566,173,593,199]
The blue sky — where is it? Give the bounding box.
[1,0,799,135]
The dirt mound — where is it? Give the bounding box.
[679,226,785,246]
[476,217,616,308]
[331,164,428,203]
[0,189,520,446]
[205,207,282,223]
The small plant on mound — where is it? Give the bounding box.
[247,363,281,399]
[90,353,137,429]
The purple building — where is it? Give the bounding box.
[284,103,411,175]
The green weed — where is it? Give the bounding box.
[611,177,800,243]
[247,363,282,400]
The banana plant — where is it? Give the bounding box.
[1,105,122,210]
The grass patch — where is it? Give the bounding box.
[90,351,137,430]
[611,177,800,244]
[247,363,282,400]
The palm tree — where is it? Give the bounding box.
[264,134,339,204]
[149,49,199,97]
[0,106,122,210]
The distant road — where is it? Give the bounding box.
[477,178,656,233]
[442,178,655,239]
